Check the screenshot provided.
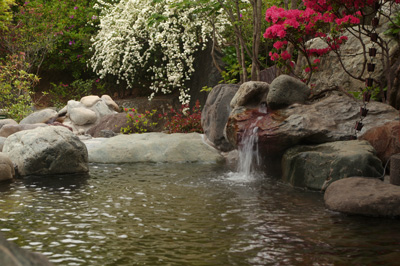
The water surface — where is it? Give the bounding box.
[0,163,399,265]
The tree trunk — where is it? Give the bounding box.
[251,0,262,81]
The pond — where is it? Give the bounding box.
[0,163,399,265]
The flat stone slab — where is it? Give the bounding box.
[324,177,400,217]
[83,133,224,164]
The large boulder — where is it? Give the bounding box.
[0,123,48,138]
[84,132,224,164]
[324,177,400,217]
[3,126,88,177]
[201,84,240,152]
[226,92,398,157]
[0,233,53,266]
[266,75,310,110]
[360,121,400,164]
[282,140,383,190]
[19,109,58,125]
[0,152,15,181]
[297,18,398,95]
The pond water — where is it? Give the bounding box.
[0,163,399,265]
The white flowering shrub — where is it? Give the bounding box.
[89,0,227,104]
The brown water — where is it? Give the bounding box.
[0,163,399,265]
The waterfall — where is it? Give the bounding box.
[237,120,261,177]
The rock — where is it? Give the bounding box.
[81,95,101,107]
[282,140,384,190]
[84,132,224,164]
[19,109,58,125]
[3,126,89,177]
[201,84,240,152]
[0,233,53,265]
[0,119,18,130]
[298,22,398,95]
[99,130,117,138]
[360,121,400,164]
[230,81,269,109]
[63,96,118,134]
[226,92,398,157]
[101,94,120,112]
[0,152,14,181]
[0,123,48,138]
[0,137,6,151]
[324,177,400,217]
[267,74,310,110]
[69,107,97,126]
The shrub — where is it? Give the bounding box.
[120,108,158,134]
[0,53,39,122]
[162,100,203,133]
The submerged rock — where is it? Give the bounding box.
[0,233,53,265]
[324,177,400,217]
[84,132,224,164]
[282,140,383,190]
[3,126,88,177]
[201,83,240,152]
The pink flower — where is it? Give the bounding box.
[69,15,74,19]
[280,50,291,60]
[313,58,321,64]
[273,41,286,50]
[74,6,78,10]
[305,67,311,73]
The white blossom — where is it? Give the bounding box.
[89,0,228,105]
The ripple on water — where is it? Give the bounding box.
[0,163,399,265]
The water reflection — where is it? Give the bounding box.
[0,163,398,265]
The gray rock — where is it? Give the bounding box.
[0,152,14,181]
[230,81,269,109]
[298,21,398,95]
[0,137,6,152]
[3,126,88,177]
[201,84,240,152]
[19,109,58,125]
[101,94,120,112]
[267,74,310,110]
[81,95,101,107]
[282,140,384,190]
[0,233,53,265]
[0,119,18,130]
[324,177,400,217]
[84,133,223,164]
[226,92,398,156]
[69,107,97,126]
[0,123,48,138]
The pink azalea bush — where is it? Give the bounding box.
[263,0,400,83]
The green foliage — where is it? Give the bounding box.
[0,0,14,30]
[49,79,105,109]
[349,86,387,101]
[0,0,99,78]
[161,100,203,134]
[121,108,158,134]
[0,53,38,121]
[385,9,400,38]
